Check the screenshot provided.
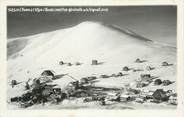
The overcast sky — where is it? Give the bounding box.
[7,6,176,46]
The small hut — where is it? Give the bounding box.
[59,61,64,65]
[135,58,141,63]
[80,78,88,84]
[117,72,123,77]
[100,74,109,78]
[11,80,17,85]
[11,80,17,88]
[162,61,169,66]
[92,60,98,65]
[146,66,154,71]
[154,79,162,85]
[152,89,169,101]
[136,82,147,88]
[133,68,143,72]
[140,74,151,80]
[75,62,81,66]
[168,95,177,105]
[111,73,117,77]
[41,70,55,78]
[67,63,72,66]
[162,80,172,86]
[87,76,97,81]
[123,66,130,71]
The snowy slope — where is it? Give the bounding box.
[7,21,176,109]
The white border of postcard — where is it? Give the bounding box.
[0,0,184,117]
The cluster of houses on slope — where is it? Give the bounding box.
[9,59,177,108]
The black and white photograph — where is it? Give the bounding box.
[7,6,177,110]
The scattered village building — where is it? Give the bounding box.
[75,62,81,66]
[123,66,130,71]
[140,74,151,79]
[111,74,116,77]
[152,89,169,101]
[67,63,72,66]
[59,61,64,65]
[120,94,131,102]
[135,58,146,63]
[136,81,149,88]
[162,80,172,86]
[86,76,97,81]
[133,68,143,72]
[100,74,109,78]
[92,60,98,65]
[162,61,169,66]
[11,80,17,88]
[146,66,155,71]
[139,74,152,82]
[110,72,124,77]
[80,78,89,84]
[135,58,142,63]
[117,72,123,77]
[41,70,55,78]
[168,95,177,105]
[38,76,53,84]
[154,79,162,85]
[40,70,55,83]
